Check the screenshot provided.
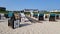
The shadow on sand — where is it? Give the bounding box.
[0,21,5,22]
[19,23,31,27]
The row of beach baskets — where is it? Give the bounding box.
[32,13,60,21]
[3,12,60,29]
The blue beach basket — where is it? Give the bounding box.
[8,12,13,18]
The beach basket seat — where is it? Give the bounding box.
[56,14,59,19]
[12,13,20,29]
[33,14,38,18]
[8,13,21,29]
[14,13,21,22]
[35,14,38,18]
[33,14,35,17]
[4,14,9,18]
[8,12,14,26]
[45,15,48,18]
[38,14,44,21]
[8,15,14,27]
[49,14,56,21]
[13,13,21,29]
[49,16,55,21]
[8,16,20,29]
[8,18,14,26]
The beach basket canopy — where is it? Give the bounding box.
[8,12,14,17]
[50,14,56,16]
[39,13,44,16]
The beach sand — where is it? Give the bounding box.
[0,18,60,34]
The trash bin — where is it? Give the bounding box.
[49,14,56,21]
[38,14,44,20]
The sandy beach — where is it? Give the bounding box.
[0,0,60,34]
[0,17,60,34]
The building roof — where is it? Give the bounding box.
[24,9,38,11]
[50,10,60,12]
[0,7,6,9]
